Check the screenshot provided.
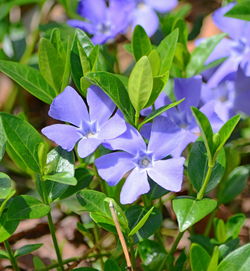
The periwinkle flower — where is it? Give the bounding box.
[95,119,185,204]
[205,3,250,87]
[131,0,178,36]
[42,86,126,158]
[67,0,132,44]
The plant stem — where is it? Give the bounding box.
[204,208,217,237]
[196,163,214,200]
[4,240,20,271]
[47,212,65,271]
[169,231,184,255]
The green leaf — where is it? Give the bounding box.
[0,249,9,259]
[138,239,167,271]
[14,243,43,258]
[77,40,91,74]
[138,99,184,129]
[7,195,50,220]
[0,213,19,242]
[157,29,179,74]
[0,118,6,161]
[214,218,227,243]
[207,246,219,271]
[85,71,135,124]
[218,166,249,204]
[191,107,214,159]
[219,239,240,259]
[44,172,77,185]
[104,259,121,271]
[38,38,65,92]
[132,25,152,61]
[190,243,211,271]
[217,244,250,271]
[225,1,250,21]
[129,207,154,236]
[0,60,57,104]
[0,173,13,199]
[186,33,226,77]
[33,256,46,270]
[126,206,162,242]
[188,141,226,193]
[0,113,44,173]
[148,49,161,76]
[215,114,241,154]
[128,56,153,112]
[226,213,246,240]
[173,197,217,232]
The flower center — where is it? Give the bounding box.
[77,121,98,139]
[135,152,153,169]
[137,2,146,9]
[97,22,112,35]
[231,38,248,57]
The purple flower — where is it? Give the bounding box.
[95,120,185,204]
[42,86,126,158]
[141,76,224,156]
[202,68,250,118]
[205,3,250,87]
[131,0,178,36]
[67,0,132,44]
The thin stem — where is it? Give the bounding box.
[47,212,65,271]
[169,231,184,255]
[196,163,214,200]
[4,240,20,271]
[204,208,217,237]
[109,201,134,271]
[135,111,140,127]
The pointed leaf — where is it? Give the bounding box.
[14,243,43,258]
[190,243,211,271]
[0,173,13,199]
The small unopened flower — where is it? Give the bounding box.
[95,120,184,204]
[42,86,126,158]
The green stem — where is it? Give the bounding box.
[135,111,140,127]
[47,212,65,271]
[169,231,184,255]
[196,163,214,200]
[204,208,217,237]
[4,240,20,271]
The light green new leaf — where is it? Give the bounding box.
[190,243,211,271]
[128,56,153,113]
[0,60,57,104]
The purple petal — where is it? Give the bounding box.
[132,6,159,37]
[77,138,102,158]
[98,113,126,140]
[95,152,135,186]
[67,20,95,34]
[148,116,182,159]
[91,34,110,44]
[49,86,89,127]
[87,86,115,124]
[174,76,202,112]
[145,0,177,12]
[147,158,185,192]
[77,0,107,23]
[105,124,146,155]
[42,124,81,151]
[120,168,150,204]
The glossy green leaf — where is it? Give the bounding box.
[219,239,239,259]
[0,173,13,199]
[226,213,245,240]
[217,244,250,271]
[128,56,153,113]
[38,38,64,92]
[0,249,9,259]
[0,113,44,173]
[0,60,56,104]
[0,118,6,161]
[139,99,184,129]
[129,207,154,236]
[225,1,250,21]
[207,246,219,271]
[157,29,179,74]
[14,243,43,258]
[0,213,19,242]
[186,33,226,77]
[43,172,77,185]
[138,239,167,271]
[85,71,135,124]
[77,40,91,73]
[148,49,161,76]
[191,107,214,159]
[126,206,162,241]
[214,218,227,243]
[218,166,249,204]
[190,243,211,271]
[7,195,50,220]
[188,141,226,193]
[173,197,217,232]
[132,25,152,61]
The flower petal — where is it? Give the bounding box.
[49,86,89,127]
[98,113,126,140]
[105,124,146,155]
[174,76,202,112]
[145,0,177,12]
[87,86,116,124]
[42,124,81,151]
[67,20,95,34]
[120,168,150,204]
[95,152,135,186]
[132,6,159,37]
[77,138,102,158]
[147,158,185,192]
